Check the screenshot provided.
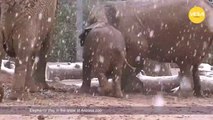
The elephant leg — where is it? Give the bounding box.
[0,50,6,69]
[9,58,29,100]
[0,83,3,102]
[121,66,141,92]
[32,50,48,89]
[178,64,194,97]
[32,33,53,90]
[80,60,92,93]
[25,56,43,92]
[30,52,49,89]
[112,66,123,98]
[9,62,26,99]
[32,53,48,89]
[192,64,202,97]
[121,66,131,91]
[97,73,113,96]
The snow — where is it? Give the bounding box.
[199,63,213,76]
[152,93,165,107]
[15,13,19,17]
[149,30,154,38]
[199,63,212,72]
[154,65,161,72]
[57,78,113,87]
[153,4,157,9]
[47,17,52,22]
[137,32,142,37]
[1,60,15,74]
[136,72,179,81]
[180,76,193,91]
[135,56,141,62]
[19,60,23,65]
[38,13,43,20]
[47,62,83,70]
[28,16,32,19]
[99,55,104,63]
[47,62,213,83]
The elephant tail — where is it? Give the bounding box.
[121,52,136,72]
[124,58,136,72]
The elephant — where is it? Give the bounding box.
[80,22,135,97]
[0,0,58,100]
[80,0,213,97]
[0,83,3,102]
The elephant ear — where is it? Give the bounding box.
[14,0,38,9]
[79,22,107,46]
[4,0,39,14]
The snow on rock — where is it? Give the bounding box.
[47,62,82,70]
[199,63,213,77]
[136,72,179,81]
[199,63,212,72]
[1,60,15,74]
[57,78,113,88]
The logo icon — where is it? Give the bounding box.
[209,0,213,4]
[188,6,206,24]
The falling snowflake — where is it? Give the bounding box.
[47,17,52,22]
[38,13,43,20]
[149,30,154,38]
[135,56,141,62]
[99,55,104,63]
[154,65,161,72]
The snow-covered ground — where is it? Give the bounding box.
[0,63,213,119]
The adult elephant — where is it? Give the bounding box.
[0,0,58,100]
[80,0,213,97]
[0,83,3,102]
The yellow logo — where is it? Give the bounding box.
[188,6,206,24]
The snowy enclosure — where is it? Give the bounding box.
[43,62,213,92]
[0,59,212,94]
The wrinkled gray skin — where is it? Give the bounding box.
[0,82,3,102]
[80,23,128,97]
[81,0,213,97]
[0,0,58,100]
[143,59,172,76]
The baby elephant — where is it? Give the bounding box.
[80,22,130,97]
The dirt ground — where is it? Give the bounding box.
[0,72,213,120]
